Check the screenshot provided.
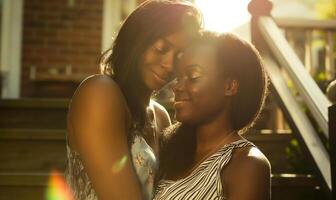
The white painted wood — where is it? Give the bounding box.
[101,0,137,52]
[325,31,335,80]
[101,0,121,52]
[1,0,24,98]
[304,30,312,74]
[259,16,331,137]
[101,0,119,52]
[275,17,336,30]
[263,54,331,190]
[121,0,136,16]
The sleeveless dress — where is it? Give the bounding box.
[153,139,254,200]
[64,123,158,200]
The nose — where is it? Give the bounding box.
[161,52,174,72]
[172,78,185,93]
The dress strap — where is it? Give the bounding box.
[148,100,160,155]
[215,139,255,198]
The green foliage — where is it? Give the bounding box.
[315,71,327,81]
[316,0,336,19]
[316,0,336,80]
[285,138,314,174]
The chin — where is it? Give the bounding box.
[175,113,195,124]
[144,80,162,91]
[153,83,165,90]
[149,84,164,92]
[176,111,207,126]
[152,77,167,90]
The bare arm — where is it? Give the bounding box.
[69,75,143,200]
[221,147,271,200]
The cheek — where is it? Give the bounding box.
[138,51,156,83]
[199,83,227,109]
[139,47,160,70]
[139,51,150,70]
[174,84,211,122]
[141,48,160,67]
[138,54,147,76]
[191,83,218,106]
[175,83,225,123]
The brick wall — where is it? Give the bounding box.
[21,0,103,97]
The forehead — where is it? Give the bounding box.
[163,31,195,50]
[176,44,217,71]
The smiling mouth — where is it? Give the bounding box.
[174,98,191,105]
[152,70,168,84]
[174,100,190,109]
[175,98,190,102]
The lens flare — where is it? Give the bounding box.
[111,155,128,173]
[46,170,73,200]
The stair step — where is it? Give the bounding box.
[0,98,69,108]
[271,174,326,200]
[0,128,296,173]
[0,173,325,200]
[0,128,65,140]
[0,173,60,200]
[0,129,66,173]
[271,174,317,187]
[0,98,69,129]
[0,173,49,186]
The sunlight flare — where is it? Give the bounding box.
[111,155,128,173]
[195,0,250,33]
[46,170,73,200]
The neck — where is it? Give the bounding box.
[124,82,153,126]
[139,90,152,107]
[131,80,152,109]
[195,114,235,152]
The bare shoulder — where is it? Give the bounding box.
[68,74,128,137]
[235,146,270,171]
[221,145,271,200]
[227,146,271,182]
[70,74,125,111]
[74,74,122,98]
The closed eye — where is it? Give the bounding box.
[153,40,171,54]
[155,46,169,54]
[187,67,203,81]
[189,73,202,80]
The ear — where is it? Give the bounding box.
[224,79,239,96]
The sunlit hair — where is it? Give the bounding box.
[99,0,202,131]
[213,32,268,132]
[158,31,268,179]
[175,31,268,131]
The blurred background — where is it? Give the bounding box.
[0,0,330,98]
[0,0,335,200]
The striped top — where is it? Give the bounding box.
[153,139,254,200]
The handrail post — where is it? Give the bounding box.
[248,0,285,132]
[329,104,336,199]
[248,0,273,51]
[328,80,336,199]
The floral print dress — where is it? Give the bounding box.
[65,125,158,200]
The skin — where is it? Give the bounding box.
[171,44,271,199]
[140,32,192,92]
[67,31,190,200]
